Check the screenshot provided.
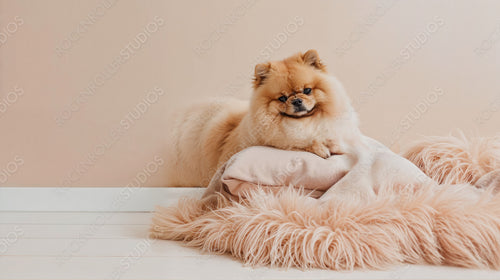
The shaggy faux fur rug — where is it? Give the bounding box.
[151,134,500,270]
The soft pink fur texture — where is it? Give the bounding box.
[403,132,500,185]
[151,134,500,270]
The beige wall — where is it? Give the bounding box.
[1,0,499,187]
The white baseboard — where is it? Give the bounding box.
[0,187,204,212]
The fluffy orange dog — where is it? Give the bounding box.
[166,50,361,187]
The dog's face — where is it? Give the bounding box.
[251,50,335,120]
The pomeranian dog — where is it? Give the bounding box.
[166,50,361,187]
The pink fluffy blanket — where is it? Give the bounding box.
[151,134,500,270]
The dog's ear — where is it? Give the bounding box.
[253,63,271,88]
[302,49,326,71]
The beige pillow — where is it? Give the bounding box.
[218,146,356,199]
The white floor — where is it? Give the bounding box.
[2,189,500,279]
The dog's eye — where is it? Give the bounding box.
[303,88,312,94]
[278,96,288,102]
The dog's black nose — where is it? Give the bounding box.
[291,99,303,106]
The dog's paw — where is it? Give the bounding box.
[309,141,331,159]
[325,139,342,155]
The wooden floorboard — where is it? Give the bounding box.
[0,212,153,225]
[2,206,500,279]
[2,255,500,280]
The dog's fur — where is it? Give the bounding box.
[166,50,360,187]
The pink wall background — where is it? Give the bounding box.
[1,0,499,187]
